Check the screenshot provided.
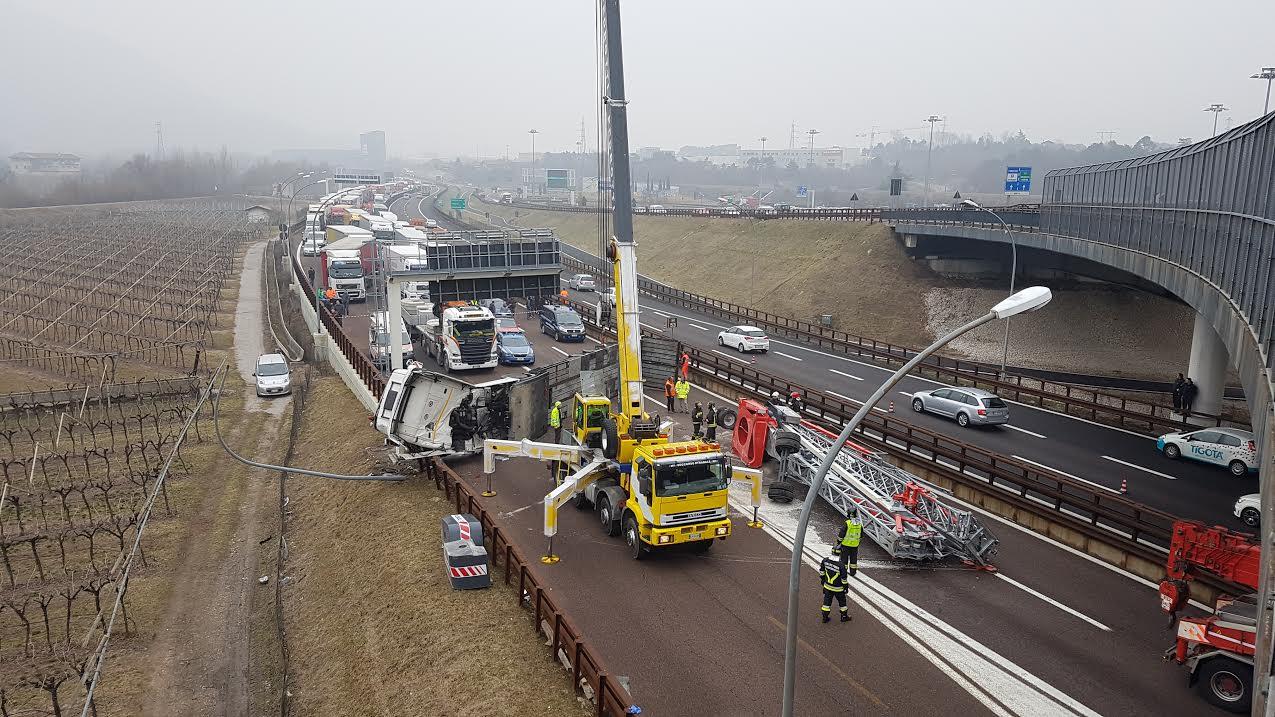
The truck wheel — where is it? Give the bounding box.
[623,514,646,560]
[573,490,590,511]
[597,495,620,537]
[1196,656,1252,713]
[1229,460,1249,477]
[717,408,737,430]
[600,417,620,460]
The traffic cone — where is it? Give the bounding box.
[888,401,895,413]
[1119,479,1128,494]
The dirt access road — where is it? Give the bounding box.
[142,239,289,716]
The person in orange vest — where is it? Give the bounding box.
[664,376,676,413]
[559,290,569,305]
[680,352,691,380]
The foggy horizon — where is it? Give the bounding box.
[3,0,1272,159]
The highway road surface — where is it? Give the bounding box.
[555,243,1253,530]
[457,388,1212,715]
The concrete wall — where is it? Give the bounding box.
[288,268,378,413]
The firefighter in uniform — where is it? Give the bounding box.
[704,402,718,442]
[836,507,863,575]
[820,546,851,623]
[549,400,562,443]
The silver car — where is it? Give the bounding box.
[253,353,291,396]
[566,273,597,291]
[910,387,1008,427]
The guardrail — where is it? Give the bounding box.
[567,298,1243,598]
[560,254,1230,435]
[424,458,637,716]
[288,227,386,397]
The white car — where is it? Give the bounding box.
[718,206,741,217]
[566,273,597,291]
[253,354,291,397]
[717,325,769,353]
[301,237,324,256]
[1235,494,1260,528]
[1157,427,1259,477]
[648,204,668,215]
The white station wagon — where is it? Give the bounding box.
[717,326,769,353]
[1157,427,1259,477]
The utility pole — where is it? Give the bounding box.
[1251,67,1275,114]
[1097,130,1116,144]
[789,121,797,150]
[155,122,165,161]
[1204,104,1228,137]
[806,129,819,208]
[923,115,941,207]
[528,128,539,195]
[758,136,767,187]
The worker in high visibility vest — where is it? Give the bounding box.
[819,546,851,623]
[549,400,562,442]
[675,378,690,412]
[837,507,863,574]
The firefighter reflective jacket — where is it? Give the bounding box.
[820,557,847,593]
[838,518,862,548]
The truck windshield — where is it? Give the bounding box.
[656,459,728,497]
[330,267,362,278]
[453,319,494,338]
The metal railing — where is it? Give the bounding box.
[561,255,1230,434]
[424,458,636,716]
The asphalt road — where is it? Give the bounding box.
[456,386,1211,715]
[556,243,1254,529]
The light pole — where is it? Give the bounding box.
[806,129,819,208]
[1251,68,1275,114]
[1204,104,1228,137]
[287,173,327,222]
[961,199,1018,376]
[923,115,941,206]
[277,171,308,218]
[758,136,767,187]
[528,129,539,196]
[780,285,1054,717]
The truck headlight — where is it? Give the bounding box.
[715,526,729,536]
[657,534,672,544]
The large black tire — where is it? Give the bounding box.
[598,495,620,537]
[599,417,620,460]
[1195,657,1252,713]
[717,408,738,430]
[573,490,590,510]
[1164,443,1181,459]
[623,514,646,560]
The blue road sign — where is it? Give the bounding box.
[1004,166,1032,195]
[796,185,809,197]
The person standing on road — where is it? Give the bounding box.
[307,267,316,286]
[704,402,718,442]
[836,507,863,574]
[691,402,704,439]
[675,377,691,412]
[549,400,562,443]
[664,376,677,414]
[819,546,851,623]
[680,352,691,380]
[1181,378,1199,418]
[1172,373,1185,413]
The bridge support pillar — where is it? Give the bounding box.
[1185,311,1228,422]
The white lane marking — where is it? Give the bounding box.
[650,309,673,318]
[1101,455,1178,480]
[773,351,804,361]
[830,368,864,381]
[689,323,710,331]
[993,574,1111,631]
[551,346,569,357]
[898,391,914,398]
[731,493,1102,717]
[1011,455,1121,495]
[586,336,602,344]
[1004,424,1047,439]
[711,349,749,363]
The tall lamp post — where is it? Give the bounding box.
[1204,104,1228,137]
[277,172,310,219]
[758,136,768,187]
[528,129,539,197]
[1251,68,1275,115]
[805,129,819,208]
[779,285,1053,717]
[923,115,942,206]
[960,199,1018,376]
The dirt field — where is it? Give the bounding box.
[280,376,590,717]
[468,194,1196,380]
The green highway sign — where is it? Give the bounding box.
[450,197,467,209]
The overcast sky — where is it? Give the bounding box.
[3,0,1272,159]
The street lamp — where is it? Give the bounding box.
[1251,67,1275,115]
[278,171,314,220]
[287,173,328,222]
[1204,104,1228,137]
[779,285,1053,717]
[758,136,768,187]
[960,198,1018,376]
[528,129,539,196]
[923,115,942,206]
[806,129,819,208]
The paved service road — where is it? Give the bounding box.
[558,243,1254,529]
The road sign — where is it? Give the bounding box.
[796,186,808,198]
[450,197,467,210]
[1004,166,1032,195]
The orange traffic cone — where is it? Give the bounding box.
[1119,479,1128,494]
[888,401,895,413]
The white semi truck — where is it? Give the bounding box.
[415,303,498,372]
[374,364,520,460]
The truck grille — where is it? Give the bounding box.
[661,507,726,526]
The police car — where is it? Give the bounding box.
[1156,427,1259,477]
